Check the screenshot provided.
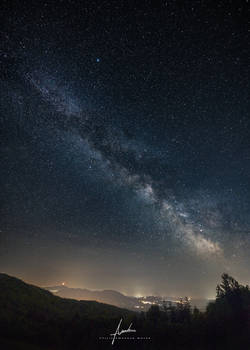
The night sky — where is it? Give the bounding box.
[0,0,250,298]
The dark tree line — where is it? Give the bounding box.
[137,273,250,349]
[1,273,250,349]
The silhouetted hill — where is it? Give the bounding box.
[45,284,210,311]
[1,273,250,350]
[0,273,134,317]
[0,273,135,349]
[45,284,138,309]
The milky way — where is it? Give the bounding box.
[0,1,250,297]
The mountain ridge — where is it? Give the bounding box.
[0,272,135,349]
[45,283,210,311]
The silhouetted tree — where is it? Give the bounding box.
[147,304,160,322]
[216,273,240,298]
[3,272,250,349]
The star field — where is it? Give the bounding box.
[0,0,250,297]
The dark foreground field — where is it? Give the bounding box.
[1,273,250,350]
